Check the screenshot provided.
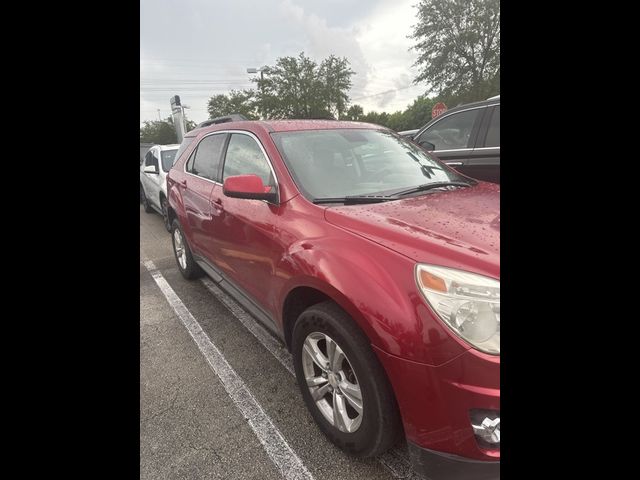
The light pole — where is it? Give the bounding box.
[246,67,264,82]
[247,67,265,119]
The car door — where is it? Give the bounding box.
[206,132,281,314]
[414,107,485,178]
[141,149,161,208]
[182,133,228,255]
[465,105,500,184]
[150,148,164,208]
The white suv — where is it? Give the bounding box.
[140,144,179,230]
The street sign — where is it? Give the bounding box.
[432,102,448,118]
[170,95,182,114]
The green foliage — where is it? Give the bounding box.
[343,104,364,121]
[140,115,198,144]
[140,118,177,144]
[410,0,500,105]
[207,89,258,119]
[252,52,354,119]
[355,96,438,131]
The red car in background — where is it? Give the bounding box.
[167,119,500,480]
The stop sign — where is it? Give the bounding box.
[432,102,448,118]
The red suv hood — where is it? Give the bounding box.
[324,183,500,278]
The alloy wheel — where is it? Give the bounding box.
[173,228,187,270]
[301,332,363,433]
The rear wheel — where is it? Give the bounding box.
[141,184,153,213]
[171,219,203,280]
[292,301,402,457]
[161,197,171,231]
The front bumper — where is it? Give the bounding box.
[408,442,499,480]
[374,345,499,468]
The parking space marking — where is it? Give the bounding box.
[200,278,423,480]
[201,277,295,375]
[144,261,314,480]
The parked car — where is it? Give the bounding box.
[140,143,180,230]
[166,120,500,480]
[398,128,419,138]
[411,96,500,183]
[140,143,155,166]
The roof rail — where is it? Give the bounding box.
[196,113,249,128]
[486,95,500,100]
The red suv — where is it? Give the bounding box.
[166,120,500,480]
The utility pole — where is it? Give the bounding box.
[247,67,266,119]
[157,109,161,121]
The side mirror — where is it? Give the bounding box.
[223,174,278,204]
[143,164,158,174]
[418,139,436,151]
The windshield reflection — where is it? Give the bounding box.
[271,129,469,200]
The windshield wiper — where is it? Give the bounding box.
[313,195,393,205]
[387,181,474,197]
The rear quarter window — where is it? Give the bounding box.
[174,137,196,164]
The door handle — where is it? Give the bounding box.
[178,179,187,187]
[445,161,463,167]
[211,197,224,212]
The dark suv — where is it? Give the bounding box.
[166,120,500,480]
[412,96,500,183]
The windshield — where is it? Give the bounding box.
[271,129,469,200]
[160,149,178,172]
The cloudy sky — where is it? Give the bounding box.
[140,0,428,125]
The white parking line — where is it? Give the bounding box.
[201,278,295,375]
[143,261,314,480]
[200,277,424,480]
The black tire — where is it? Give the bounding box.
[292,301,402,457]
[161,197,171,232]
[171,219,203,280]
[141,184,153,213]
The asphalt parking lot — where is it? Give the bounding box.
[140,205,425,480]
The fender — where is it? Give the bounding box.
[275,234,469,366]
[167,182,192,237]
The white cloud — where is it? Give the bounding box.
[140,0,430,125]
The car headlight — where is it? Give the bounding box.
[416,264,500,355]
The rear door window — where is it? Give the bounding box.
[187,134,227,181]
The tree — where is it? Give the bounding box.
[319,55,355,119]
[140,115,197,144]
[206,89,258,119]
[344,104,364,121]
[140,118,177,144]
[410,0,500,105]
[402,96,437,130]
[253,52,354,119]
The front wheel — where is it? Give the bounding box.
[292,301,402,457]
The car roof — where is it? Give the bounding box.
[156,144,180,150]
[186,119,387,137]
[441,97,500,113]
[412,97,500,138]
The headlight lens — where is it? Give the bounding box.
[416,264,500,354]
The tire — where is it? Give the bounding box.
[292,301,402,457]
[171,219,203,280]
[161,197,171,232]
[141,184,153,213]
